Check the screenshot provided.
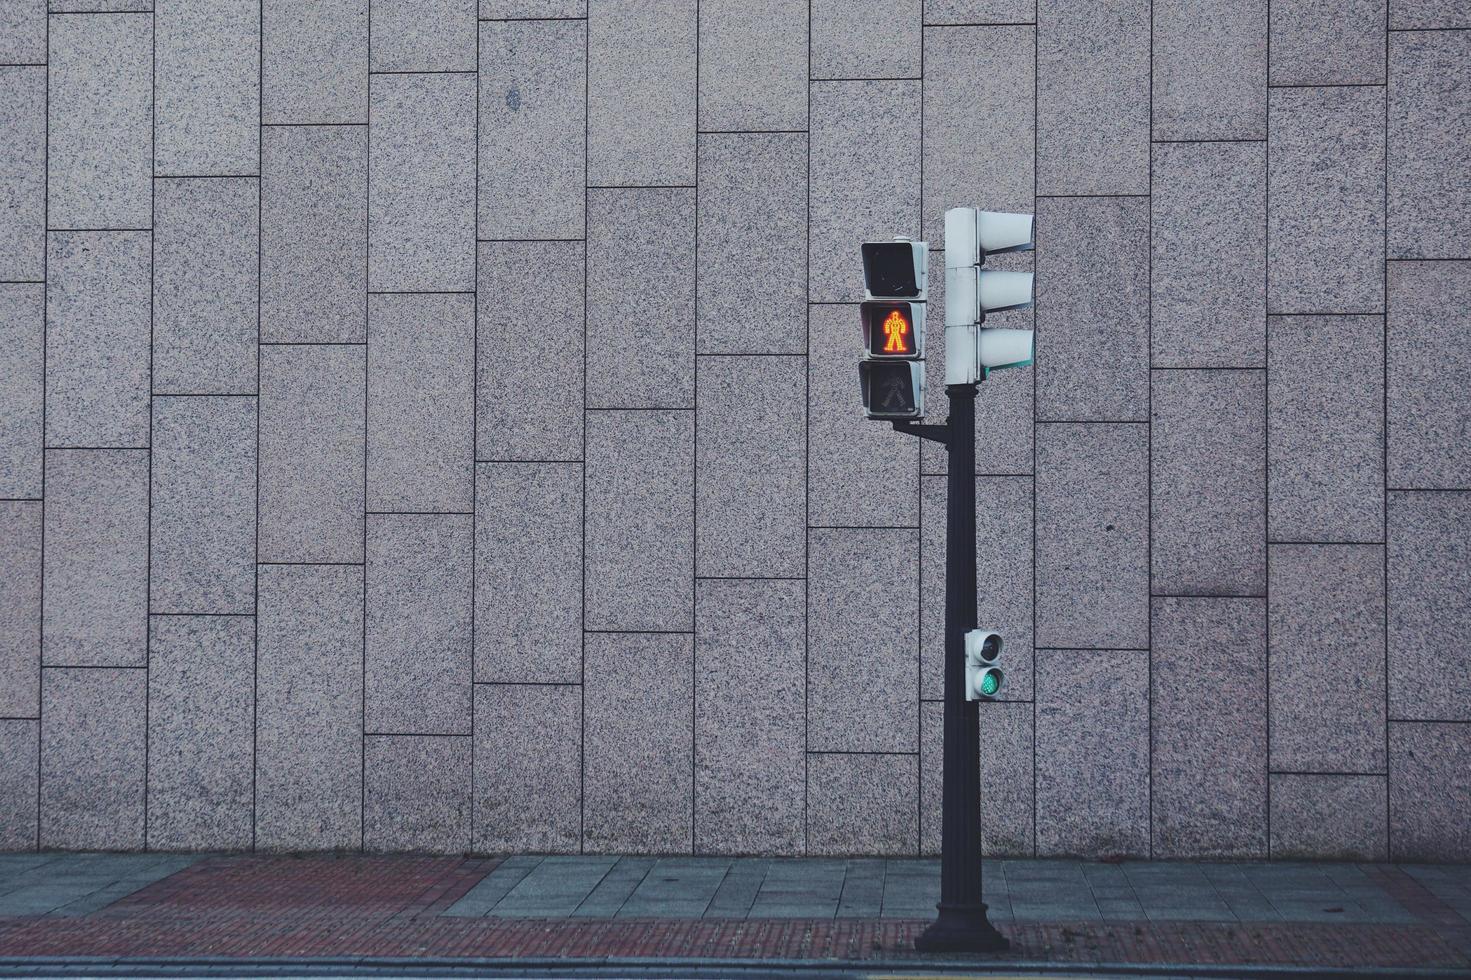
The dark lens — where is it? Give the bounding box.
[981,635,999,660]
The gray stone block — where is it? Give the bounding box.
[0,284,43,497]
[925,0,1033,22]
[260,125,367,343]
[921,476,1032,701]
[366,514,472,735]
[1268,86,1385,314]
[1153,0,1266,140]
[45,232,151,448]
[42,450,149,667]
[1035,649,1149,857]
[372,0,474,72]
[475,463,582,684]
[153,178,258,395]
[1270,0,1385,85]
[482,0,585,15]
[697,134,806,355]
[146,615,254,851]
[364,735,471,853]
[478,242,584,461]
[262,0,367,123]
[0,720,38,850]
[1151,370,1266,596]
[368,73,476,292]
[699,0,806,131]
[1037,0,1149,194]
[47,13,151,229]
[48,1,152,9]
[367,293,474,512]
[1390,0,1470,27]
[587,188,695,409]
[808,304,919,527]
[1270,774,1386,861]
[585,411,694,632]
[150,396,256,614]
[0,501,40,718]
[588,0,695,186]
[809,528,918,753]
[0,1,44,63]
[1389,31,1471,259]
[1387,263,1471,488]
[0,67,44,282]
[1152,597,1267,858]
[695,356,805,578]
[694,579,805,855]
[813,0,919,78]
[1152,142,1266,368]
[478,19,585,240]
[921,701,1034,857]
[1270,545,1386,772]
[474,684,581,853]
[1389,722,1471,862]
[1036,197,1149,421]
[808,754,918,856]
[584,633,693,854]
[1269,316,1384,541]
[156,0,260,175]
[40,668,146,850]
[1388,492,1471,722]
[1035,424,1148,649]
[809,81,920,302]
[255,564,363,851]
[258,344,365,564]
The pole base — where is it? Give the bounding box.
[913,903,1010,954]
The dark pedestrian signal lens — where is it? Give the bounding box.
[861,242,921,297]
[859,361,920,419]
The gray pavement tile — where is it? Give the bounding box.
[492,856,618,918]
[572,857,656,918]
[705,860,767,919]
[1144,906,1238,922]
[442,856,540,918]
[617,859,728,918]
[835,859,885,918]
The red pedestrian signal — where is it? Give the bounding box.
[861,302,923,359]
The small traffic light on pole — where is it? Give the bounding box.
[965,630,1004,700]
[858,240,926,420]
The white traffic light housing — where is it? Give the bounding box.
[965,630,1005,701]
[944,208,1036,385]
[859,238,927,420]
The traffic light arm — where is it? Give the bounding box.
[890,418,949,444]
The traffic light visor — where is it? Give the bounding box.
[862,242,922,298]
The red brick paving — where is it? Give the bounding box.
[0,854,1466,971]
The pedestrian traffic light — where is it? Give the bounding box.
[943,208,1035,384]
[964,630,1004,701]
[860,239,927,420]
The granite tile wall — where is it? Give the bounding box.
[1,2,1466,860]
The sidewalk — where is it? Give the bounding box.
[0,852,1468,976]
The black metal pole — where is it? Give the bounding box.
[914,381,1009,954]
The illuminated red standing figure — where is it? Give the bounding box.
[882,309,911,353]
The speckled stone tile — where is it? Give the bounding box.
[1387,262,1471,489]
[0,501,40,717]
[477,242,584,461]
[156,0,259,175]
[0,67,44,282]
[1390,0,1471,28]
[584,633,693,854]
[697,134,806,355]
[1389,31,1471,259]
[1151,370,1266,596]
[809,80,921,303]
[475,463,582,684]
[371,0,474,72]
[365,514,472,735]
[808,754,918,856]
[474,684,580,853]
[921,700,1034,857]
[45,232,151,449]
[0,720,38,850]
[1035,424,1148,649]
[1152,598,1267,859]
[0,1,45,63]
[699,0,806,131]
[40,668,146,851]
[1270,0,1384,85]
[364,735,471,853]
[1389,722,1471,862]
[1153,0,1266,140]
[1267,86,1385,314]
[1036,197,1149,421]
[42,449,149,667]
[262,0,367,123]
[482,0,584,15]
[1038,0,1149,194]
[150,396,256,615]
[0,284,43,498]
[1035,649,1150,858]
[813,0,919,78]
[260,125,367,343]
[146,615,254,851]
[1270,774,1386,861]
[48,1,152,10]
[367,293,474,513]
[588,0,695,186]
[368,72,475,292]
[1387,492,1471,722]
[46,13,151,229]
[809,528,918,753]
[1152,142,1266,368]
[478,19,585,240]
[255,564,363,851]
[1269,545,1385,772]
[695,580,804,855]
[1268,316,1384,541]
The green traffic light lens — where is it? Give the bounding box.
[979,671,1000,697]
